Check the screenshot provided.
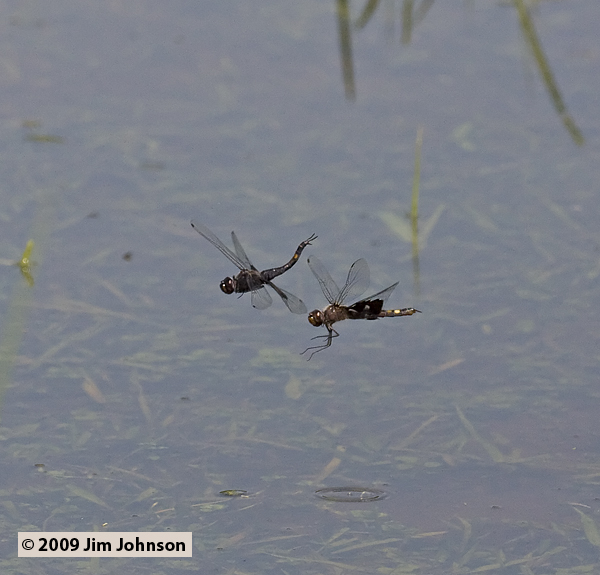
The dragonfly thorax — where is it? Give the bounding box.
[308,309,324,327]
[220,277,235,294]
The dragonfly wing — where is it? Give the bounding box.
[268,282,307,314]
[307,256,342,304]
[250,286,273,310]
[338,258,370,303]
[356,282,399,307]
[230,231,255,270]
[191,221,247,270]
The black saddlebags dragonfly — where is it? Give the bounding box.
[302,256,420,359]
[191,221,316,314]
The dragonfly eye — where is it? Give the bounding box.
[308,310,323,327]
[220,278,235,294]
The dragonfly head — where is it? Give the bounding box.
[308,309,324,327]
[220,277,235,294]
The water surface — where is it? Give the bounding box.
[1,1,600,573]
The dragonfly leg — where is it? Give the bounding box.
[300,328,339,360]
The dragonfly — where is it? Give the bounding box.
[302,256,421,359]
[191,221,316,314]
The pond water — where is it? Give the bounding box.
[1,0,600,573]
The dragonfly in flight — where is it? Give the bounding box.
[302,256,420,359]
[191,221,316,314]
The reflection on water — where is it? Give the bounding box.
[339,0,583,143]
[513,0,584,145]
[315,486,388,501]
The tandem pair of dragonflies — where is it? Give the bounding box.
[191,221,420,359]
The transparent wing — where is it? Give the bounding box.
[307,256,342,304]
[355,282,398,307]
[337,258,370,304]
[230,230,255,270]
[191,221,247,271]
[250,286,273,310]
[268,281,307,314]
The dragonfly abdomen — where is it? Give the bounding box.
[378,307,421,318]
[260,233,317,282]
